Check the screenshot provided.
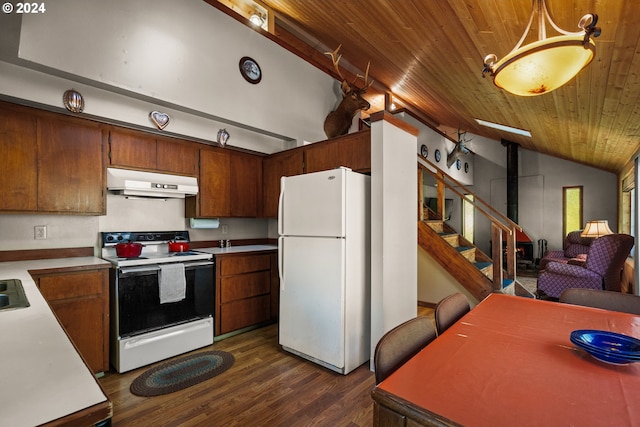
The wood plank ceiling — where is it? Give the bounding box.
[221,0,640,174]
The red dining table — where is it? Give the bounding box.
[372,293,640,427]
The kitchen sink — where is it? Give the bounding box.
[0,279,30,310]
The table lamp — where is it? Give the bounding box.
[581,220,613,238]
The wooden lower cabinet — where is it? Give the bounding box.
[215,251,278,336]
[32,268,110,374]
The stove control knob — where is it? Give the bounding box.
[116,235,124,241]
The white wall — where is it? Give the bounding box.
[0,194,268,252]
[395,111,474,186]
[417,247,477,306]
[0,0,336,151]
[0,0,338,251]
[370,116,418,368]
[471,143,617,257]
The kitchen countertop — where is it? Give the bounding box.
[197,244,278,255]
[0,257,112,427]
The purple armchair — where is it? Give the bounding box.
[538,230,594,270]
[537,234,634,299]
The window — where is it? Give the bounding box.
[621,168,635,237]
[563,186,583,237]
[463,194,474,243]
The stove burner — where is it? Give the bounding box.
[171,251,199,256]
[119,256,148,260]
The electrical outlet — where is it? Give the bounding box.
[221,224,228,235]
[34,225,47,240]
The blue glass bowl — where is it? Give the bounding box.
[571,330,640,365]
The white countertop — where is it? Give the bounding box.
[197,244,278,255]
[0,257,111,427]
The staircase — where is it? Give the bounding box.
[418,219,495,301]
[417,157,535,301]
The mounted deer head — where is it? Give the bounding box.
[323,45,374,138]
[446,129,472,169]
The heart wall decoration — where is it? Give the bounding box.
[149,111,170,130]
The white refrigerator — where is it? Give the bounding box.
[278,167,371,375]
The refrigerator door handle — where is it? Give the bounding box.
[278,178,285,236]
[278,236,285,291]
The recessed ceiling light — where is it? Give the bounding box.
[474,119,532,137]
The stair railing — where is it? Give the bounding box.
[417,155,522,290]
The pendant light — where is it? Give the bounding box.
[482,0,601,96]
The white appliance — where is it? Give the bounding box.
[101,231,214,373]
[278,167,371,374]
[106,167,198,198]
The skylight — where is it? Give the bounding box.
[475,119,532,137]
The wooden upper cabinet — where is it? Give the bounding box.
[231,152,262,217]
[261,130,370,218]
[304,129,371,174]
[37,117,105,214]
[108,128,198,176]
[156,137,199,176]
[187,148,263,218]
[0,106,38,211]
[108,128,157,170]
[262,149,303,217]
[196,149,231,217]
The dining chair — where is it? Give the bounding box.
[559,288,640,315]
[373,316,437,384]
[435,293,470,335]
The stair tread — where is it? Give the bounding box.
[474,262,492,270]
[455,246,474,252]
[502,278,515,288]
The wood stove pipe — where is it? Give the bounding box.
[502,139,519,223]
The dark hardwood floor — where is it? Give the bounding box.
[100,306,434,426]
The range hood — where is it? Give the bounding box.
[107,168,198,199]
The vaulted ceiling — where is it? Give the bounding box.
[215,0,640,174]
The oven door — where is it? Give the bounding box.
[114,260,214,338]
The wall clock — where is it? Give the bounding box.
[434,149,441,163]
[239,56,262,84]
[456,158,462,170]
[420,144,428,158]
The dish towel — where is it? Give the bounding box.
[159,263,186,304]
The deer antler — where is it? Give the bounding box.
[356,61,374,90]
[325,44,345,81]
[326,44,374,90]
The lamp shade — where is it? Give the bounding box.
[492,35,596,96]
[581,220,613,238]
[482,1,600,96]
